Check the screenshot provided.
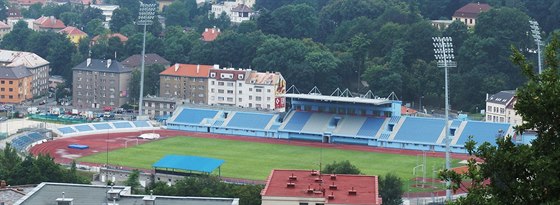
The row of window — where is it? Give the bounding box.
[0,95,17,99]
[77,70,116,77]
[487,105,505,114]
[0,80,14,85]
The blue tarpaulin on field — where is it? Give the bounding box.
[68,144,89,150]
[152,155,224,174]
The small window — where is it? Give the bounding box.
[0,80,4,84]
[9,81,13,84]
[238,74,244,79]
[210,72,216,77]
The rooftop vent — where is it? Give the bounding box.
[330,174,337,180]
[348,187,357,195]
[288,173,297,181]
[86,58,91,67]
[306,185,314,194]
[314,177,323,183]
[107,186,121,201]
[286,182,295,188]
[56,192,73,205]
[310,170,319,176]
[328,192,335,200]
[106,59,112,68]
[143,190,156,205]
[329,182,337,190]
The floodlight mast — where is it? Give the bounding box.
[137,3,156,118]
[433,36,456,201]
[529,20,543,74]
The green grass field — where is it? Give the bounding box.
[79,136,459,181]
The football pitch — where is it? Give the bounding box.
[79,136,457,181]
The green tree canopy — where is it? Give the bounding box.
[321,160,361,175]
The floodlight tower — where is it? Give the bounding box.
[137,3,157,118]
[529,20,543,74]
[433,36,456,201]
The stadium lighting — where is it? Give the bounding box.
[137,3,157,118]
[433,36,456,201]
[529,20,543,74]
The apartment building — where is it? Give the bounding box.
[208,67,286,111]
[0,49,50,97]
[72,58,132,109]
[0,66,32,104]
[486,90,523,125]
[159,64,213,104]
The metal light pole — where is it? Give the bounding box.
[137,3,157,118]
[433,36,456,201]
[529,20,543,74]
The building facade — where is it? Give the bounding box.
[72,58,131,109]
[486,90,523,125]
[452,3,491,28]
[0,66,33,104]
[208,67,286,112]
[32,16,66,32]
[90,4,120,28]
[159,64,213,104]
[58,26,88,44]
[0,49,50,97]
[142,95,185,118]
[210,0,254,23]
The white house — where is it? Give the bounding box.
[486,90,523,125]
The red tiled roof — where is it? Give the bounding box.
[58,26,87,36]
[92,33,129,43]
[0,21,10,29]
[401,106,417,115]
[261,170,382,205]
[34,16,66,29]
[201,28,221,42]
[160,64,213,78]
[11,0,46,6]
[453,3,491,19]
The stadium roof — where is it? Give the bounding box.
[282,93,395,105]
[152,155,224,174]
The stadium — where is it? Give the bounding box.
[10,87,536,198]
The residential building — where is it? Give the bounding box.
[202,27,221,41]
[58,26,88,44]
[120,53,170,71]
[157,0,174,12]
[91,33,128,45]
[32,16,66,32]
[159,63,213,104]
[261,170,382,205]
[452,2,491,28]
[0,49,50,97]
[430,20,453,30]
[6,7,22,20]
[486,90,522,126]
[0,22,10,39]
[210,0,254,23]
[90,4,120,28]
[0,66,33,104]
[14,182,239,205]
[72,58,132,109]
[143,95,185,118]
[207,66,248,107]
[239,70,286,111]
[7,18,34,30]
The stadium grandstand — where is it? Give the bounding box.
[165,87,535,153]
[10,130,50,152]
[53,121,155,137]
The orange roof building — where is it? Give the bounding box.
[91,33,128,45]
[201,27,221,42]
[159,64,214,104]
[58,26,88,44]
[261,170,383,205]
[452,3,491,28]
[33,16,66,32]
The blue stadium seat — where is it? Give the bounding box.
[92,123,112,130]
[393,117,445,143]
[75,125,93,132]
[213,120,224,126]
[113,122,133,128]
[450,120,462,128]
[58,127,76,134]
[132,121,151,128]
[173,108,219,124]
[356,117,385,137]
[227,112,274,129]
[455,121,511,146]
[269,124,281,130]
[283,112,312,131]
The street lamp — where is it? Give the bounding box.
[529,20,543,74]
[137,3,157,118]
[433,36,456,201]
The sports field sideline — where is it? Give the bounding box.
[79,136,459,180]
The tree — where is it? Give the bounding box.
[321,160,361,174]
[110,8,134,32]
[81,7,104,26]
[126,169,142,194]
[85,19,107,36]
[21,3,43,19]
[0,20,33,50]
[258,4,319,39]
[439,36,560,204]
[60,12,80,26]
[379,173,403,205]
[127,64,165,103]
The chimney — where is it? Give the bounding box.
[107,186,121,201]
[86,58,91,67]
[213,64,219,69]
[174,63,179,72]
[486,93,489,101]
[56,192,73,205]
[197,64,200,73]
[205,28,208,32]
[211,28,214,34]
[106,59,112,68]
[143,190,156,205]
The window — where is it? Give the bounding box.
[0,95,3,98]
[238,83,242,87]
[0,81,3,84]
[211,88,215,93]
[211,81,215,85]
[227,97,233,102]
[256,88,262,92]
[210,72,216,77]
[256,96,261,101]
[238,90,242,94]
[218,97,224,101]
[267,97,271,101]
[249,96,252,100]
[487,106,491,112]
[9,81,13,84]
[0,88,3,91]
[249,88,252,91]
[267,89,271,93]
[299,203,309,205]
[238,74,244,79]
[239,98,242,102]
[227,82,234,87]
[218,89,224,93]
[227,90,233,94]
[218,82,225,86]
[8,95,13,99]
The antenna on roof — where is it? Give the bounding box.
[387,92,399,101]
[308,86,321,95]
[286,85,300,94]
